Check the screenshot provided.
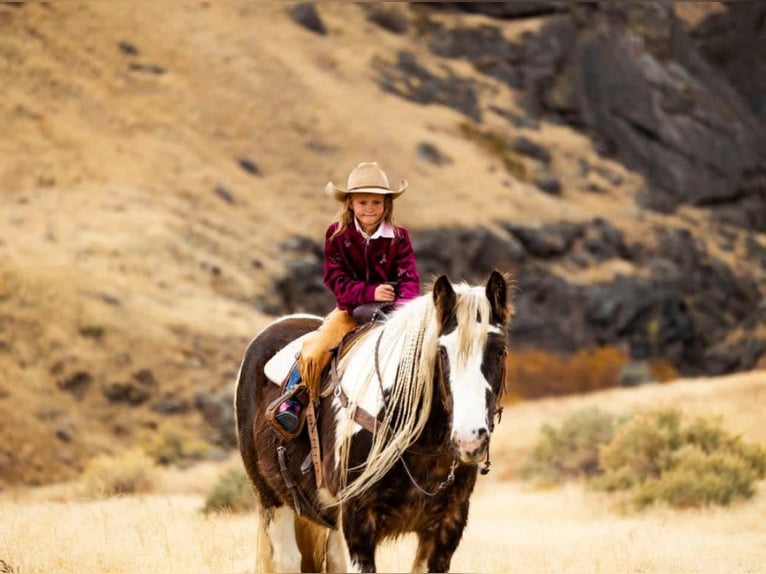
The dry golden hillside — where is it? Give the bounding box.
[0,1,755,487]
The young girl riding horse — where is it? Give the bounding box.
[270,161,421,436]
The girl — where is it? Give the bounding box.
[271,161,420,436]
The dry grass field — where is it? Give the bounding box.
[2,371,764,574]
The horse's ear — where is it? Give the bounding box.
[433,275,457,333]
[486,270,510,324]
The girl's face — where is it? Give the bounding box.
[350,193,386,233]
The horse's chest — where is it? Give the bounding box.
[365,496,442,535]
[357,476,465,535]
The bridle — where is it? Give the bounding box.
[376,328,507,483]
[329,321,507,492]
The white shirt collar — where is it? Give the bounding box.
[354,218,394,239]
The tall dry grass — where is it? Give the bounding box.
[1,372,765,573]
[1,478,764,573]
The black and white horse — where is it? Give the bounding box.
[235,271,513,572]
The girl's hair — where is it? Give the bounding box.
[329,194,398,241]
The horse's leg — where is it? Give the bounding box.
[260,505,302,573]
[294,516,328,572]
[411,532,459,574]
[325,525,350,573]
[342,510,377,573]
[410,537,432,574]
[410,505,469,573]
[286,516,350,573]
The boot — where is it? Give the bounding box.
[274,364,303,433]
[266,362,308,440]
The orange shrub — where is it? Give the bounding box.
[505,346,629,401]
[648,358,679,382]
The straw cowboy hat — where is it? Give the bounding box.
[325,162,408,201]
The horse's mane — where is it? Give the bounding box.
[332,283,493,505]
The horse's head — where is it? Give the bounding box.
[433,270,512,465]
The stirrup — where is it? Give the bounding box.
[266,381,308,441]
[274,400,302,433]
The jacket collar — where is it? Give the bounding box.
[354,218,394,239]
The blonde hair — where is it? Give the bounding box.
[329,194,398,241]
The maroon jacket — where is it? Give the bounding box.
[323,221,420,312]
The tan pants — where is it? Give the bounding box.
[298,308,357,402]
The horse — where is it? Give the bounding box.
[235,270,513,573]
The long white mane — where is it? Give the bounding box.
[332,283,493,504]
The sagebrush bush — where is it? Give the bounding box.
[682,415,766,476]
[136,420,211,465]
[596,408,683,491]
[202,467,255,514]
[82,448,157,498]
[522,405,766,510]
[633,446,759,509]
[596,408,766,509]
[519,406,618,484]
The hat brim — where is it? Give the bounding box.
[325,180,408,202]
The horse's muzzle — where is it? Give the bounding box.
[451,428,489,464]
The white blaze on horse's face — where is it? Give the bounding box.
[441,323,502,464]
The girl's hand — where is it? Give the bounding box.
[373,283,396,302]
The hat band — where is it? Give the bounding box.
[347,185,391,192]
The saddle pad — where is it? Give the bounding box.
[263,331,316,386]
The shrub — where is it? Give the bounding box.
[596,408,683,491]
[683,416,766,476]
[634,446,760,509]
[506,346,628,401]
[82,448,157,498]
[522,405,766,510]
[519,406,618,484]
[136,420,211,465]
[202,467,255,514]
[648,358,679,382]
[596,408,766,509]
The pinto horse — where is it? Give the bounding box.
[235,271,513,573]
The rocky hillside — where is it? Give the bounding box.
[0,1,764,486]
[279,2,766,374]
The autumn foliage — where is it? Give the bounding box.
[504,346,629,401]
